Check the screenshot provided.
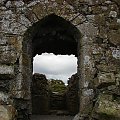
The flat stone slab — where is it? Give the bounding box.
[31,115,74,120]
[0,65,14,79]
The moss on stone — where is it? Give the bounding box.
[94,93,120,119]
[48,79,67,94]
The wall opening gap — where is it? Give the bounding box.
[33,53,77,85]
[32,53,79,116]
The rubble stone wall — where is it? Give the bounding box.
[0,0,120,120]
[66,73,79,115]
[32,73,49,115]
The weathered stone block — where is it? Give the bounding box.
[0,65,14,79]
[10,73,23,91]
[0,51,17,64]
[0,92,17,119]
[10,90,30,100]
[96,73,116,88]
[79,22,98,38]
[79,88,94,115]
[32,3,48,20]
[80,36,93,46]
[0,35,7,45]
[0,92,10,105]
[0,46,9,52]
[0,105,17,120]
[109,11,117,18]
[96,64,117,72]
[20,53,31,68]
[93,94,120,119]
[90,6,104,14]
[7,36,22,52]
[94,14,106,26]
[10,72,31,99]
[0,43,18,64]
[107,85,120,95]
[116,73,120,86]
[98,26,107,39]
[92,44,103,55]
[108,30,120,46]
[108,20,120,30]
[111,48,120,59]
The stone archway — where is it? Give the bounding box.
[22,4,98,120]
[23,13,81,118]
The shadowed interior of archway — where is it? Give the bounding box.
[28,14,81,57]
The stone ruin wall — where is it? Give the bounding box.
[32,73,79,115]
[0,0,120,120]
[66,73,79,115]
[32,73,49,115]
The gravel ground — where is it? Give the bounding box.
[31,115,74,120]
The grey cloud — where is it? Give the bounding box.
[33,53,77,84]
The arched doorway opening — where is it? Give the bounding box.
[32,14,79,57]
[23,14,81,118]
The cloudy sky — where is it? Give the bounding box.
[33,53,77,84]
